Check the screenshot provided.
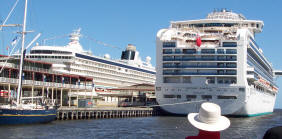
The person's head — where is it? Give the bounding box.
[187,102,230,132]
[263,126,282,139]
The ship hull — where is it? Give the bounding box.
[156,87,276,116]
[0,108,57,125]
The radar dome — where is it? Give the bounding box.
[146,56,151,63]
[104,53,111,59]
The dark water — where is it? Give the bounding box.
[1,110,282,139]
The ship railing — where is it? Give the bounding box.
[34,81,43,86]
[163,58,237,61]
[163,72,237,75]
[0,77,5,82]
[11,64,50,73]
[22,80,33,85]
[163,65,237,68]
[0,76,93,90]
[43,82,53,87]
[70,84,79,89]
[85,86,93,90]
[10,78,18,84]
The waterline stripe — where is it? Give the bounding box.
[246,112,272,117]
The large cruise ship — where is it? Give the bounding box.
[155,9,279,116]
[17,29,155,90]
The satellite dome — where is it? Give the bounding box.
[104,53,111,59]
[146,56,151,63]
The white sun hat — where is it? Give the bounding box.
[187,102,230,132]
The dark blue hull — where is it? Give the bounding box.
[0,108,56,125]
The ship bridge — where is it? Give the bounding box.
[274,70,282,76]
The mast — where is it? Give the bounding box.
[16,0,28,105]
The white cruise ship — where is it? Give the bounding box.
[156,9,279,116]
[19,29,155,90]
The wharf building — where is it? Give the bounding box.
[98,83,156,107]
[0,55,94,107]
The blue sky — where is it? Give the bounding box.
[1,0,282,108]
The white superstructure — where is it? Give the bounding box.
[19,29,155,90]
[156,9,279,116]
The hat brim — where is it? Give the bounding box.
[188,113,230,132]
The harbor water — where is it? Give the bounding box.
[1,109,282,139]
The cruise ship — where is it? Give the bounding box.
[155,9,279,116]
[17,29,155,90]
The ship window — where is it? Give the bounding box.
[217,63,224,68]
[163,42,176,48]
[175,49,181,54]
[183,77,191,83]
[186,95,196,101]
[206,77,215,84]
[202,95,212,101]
[251,23,255,27]
[217,95,237,99]
[239,88,245,92]
[163,49,172,54]
[217,49,225,54]
[217,56,225,61]
[164,77,181,83]
[226,63,236,68]
[226,49,237,54]
[201,49,215,54]
[218,78,224,84]
[217,70,224,75]
[163,94,175,98]
[183,49,196,54]
[186,95,197,99]
[223,42,237,47]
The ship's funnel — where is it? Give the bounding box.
[121,44,136,60]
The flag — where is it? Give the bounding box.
[11,36,18,46]
[196,35,201,47]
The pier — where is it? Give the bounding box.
[57,107,156,120]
